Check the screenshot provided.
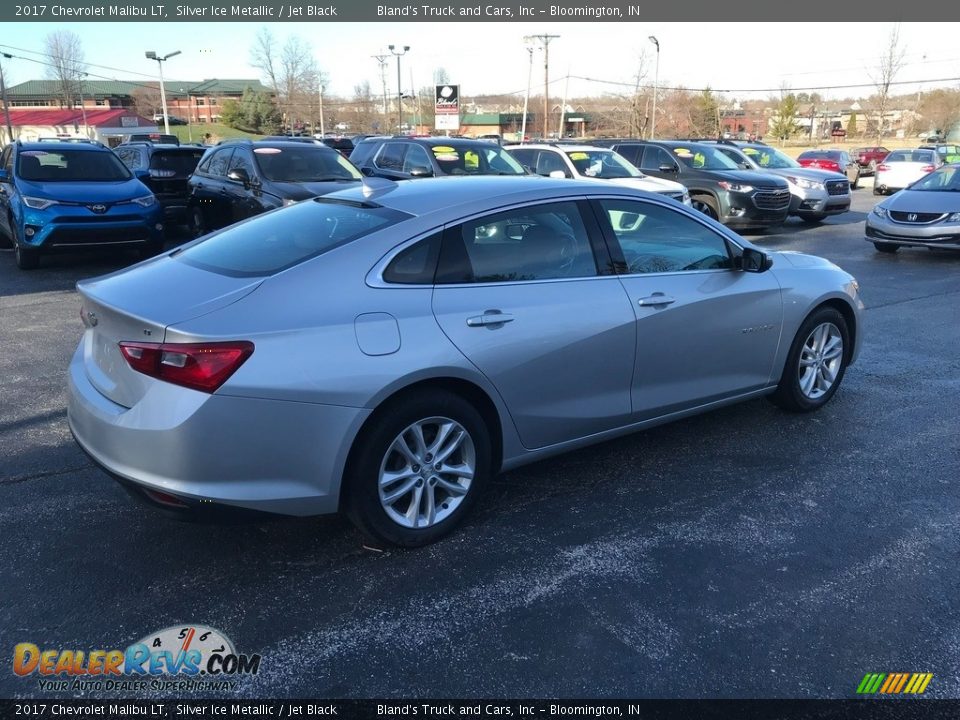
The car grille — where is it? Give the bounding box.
[889,211,946,224]
[826,180,849,196]
[752,188,791,210]
[47,226,150,246]
[866,226,959,243]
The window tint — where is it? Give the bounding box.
[640,146,675,172]
[402,144,432,174]
[383,233,441,284]
[599,199,732,274]
[151,149,204,175]
[615,144,642,165]
[253,145,361,181]
[177,199,411,277]
[16,149,131,181]
[206,148,234,177]
[115,147,143,170]
[375,143,406,171]
[227,149,255,177]
[437,201,598,284]
[532,151,567,176]
[506,148,536,171]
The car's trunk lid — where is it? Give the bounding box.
[77,257,263,408]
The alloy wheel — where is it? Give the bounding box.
[798,322,843,400]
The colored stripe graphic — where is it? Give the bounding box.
[857,672,933,694]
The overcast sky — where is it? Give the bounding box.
[3,22,958,103]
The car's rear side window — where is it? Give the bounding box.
[176,199,411,277]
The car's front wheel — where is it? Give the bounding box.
[691,196,719,221]
[769,307,849,412]
[344,389,492,547]
[12,223,40,270]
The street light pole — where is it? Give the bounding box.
[145,50,181,135]
[0,53,14,144]
[648,36,659,139]
[318,84,325,137]
[520,39,534,143]
[78,72,89,138]
[388,44,409,134]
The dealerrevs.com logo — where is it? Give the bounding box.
[13,625,261,692]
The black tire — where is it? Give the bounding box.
[14,241,40,270]
[873,186,883,196]
[188,206,206,238]
[344,389,493,548]
[0,214,13,250]
[691,195,719,221]
[800,214,825,224]
[850,172,860,190]
[769,307,850,413]
[873,242,899,254]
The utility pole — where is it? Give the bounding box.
[527,34,559,138]
[372,53,390,132]
[0,53,14,144]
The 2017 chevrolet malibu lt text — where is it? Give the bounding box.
[67,177,864,547]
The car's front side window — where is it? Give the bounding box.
[436,201,599,284]
[402,144,432,174]
[375,143,406,171]
[206,149,234,177]
[598,199,733,275]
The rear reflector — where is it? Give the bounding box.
[119,341,254,393]
[143,488,190,508]
[877,164,890,172]
[921,165,935,173]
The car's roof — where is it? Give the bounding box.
[361,136,508,148]
[506,144,612,152]
[321,175,660,218]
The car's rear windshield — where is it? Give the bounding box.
[175,199,411,277]
[17,149,131,181]
[252,145,362,182]
[886,150,934,163]
[149,149,205,174]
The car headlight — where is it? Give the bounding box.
[787,177,824,190]
[946,212,960,223]
[872,205,888,219]
[22,196,58,210]
[131,195,157,208]
[718,181,754,193]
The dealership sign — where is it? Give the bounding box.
[435,85,460,131]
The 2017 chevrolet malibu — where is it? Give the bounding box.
[67,176,863,547]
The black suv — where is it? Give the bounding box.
[114,142,205,227]
[594,139,790,229]
[349,136,527,179]
[186,139,362,235]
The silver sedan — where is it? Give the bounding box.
[866,163,960,252]
[68,176,864,546]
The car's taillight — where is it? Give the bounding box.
[118,341,254,393]
[921,165,935,173]
[877,164,890,172]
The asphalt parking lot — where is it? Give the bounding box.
[1,183,959,700]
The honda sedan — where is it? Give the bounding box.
[68,177,864,546]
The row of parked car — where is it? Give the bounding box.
[2,131,945,269]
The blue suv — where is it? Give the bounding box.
[0,141,164,269]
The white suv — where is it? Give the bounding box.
[506,144,691,206]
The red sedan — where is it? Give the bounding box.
[797,149,861,188]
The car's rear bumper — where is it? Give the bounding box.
[67,343,369,517]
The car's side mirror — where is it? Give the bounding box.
[408,166,433,177]
[659,163,679,173]
[227,168,250,186]
[548,170,567,179]
[0,169,9,183]
[737,247,773,273]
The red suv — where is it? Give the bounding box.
[853,146,889,174]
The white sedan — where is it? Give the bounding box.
[873,149,942,195]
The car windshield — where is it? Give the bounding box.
[886,150,934,163]
[431,145,526,176]
[176,199,411,277]
[670,145,740,170]
[17,149,132,181]
[907,165,960,192]
[565,150,641,179]
[740,146,799,169]
[149,149,205,175]
[252,146,362,182]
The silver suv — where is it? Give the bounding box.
[711,142,850,224]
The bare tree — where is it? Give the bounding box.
[870,24,906,144]
[250,30,326,131]
[45,31,86,109]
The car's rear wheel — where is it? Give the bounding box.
[769,307,849,412]
[691,196,719,221]
[344,389,492,547]
[873,242,899,253]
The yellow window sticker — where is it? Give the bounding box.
[569,152,589,160]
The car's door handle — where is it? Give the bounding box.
[466,311,514,327]
[637,294,677,307]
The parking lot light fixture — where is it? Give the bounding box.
[388,45,410,133]
[145,50,181,135]
[648,36,659,139]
